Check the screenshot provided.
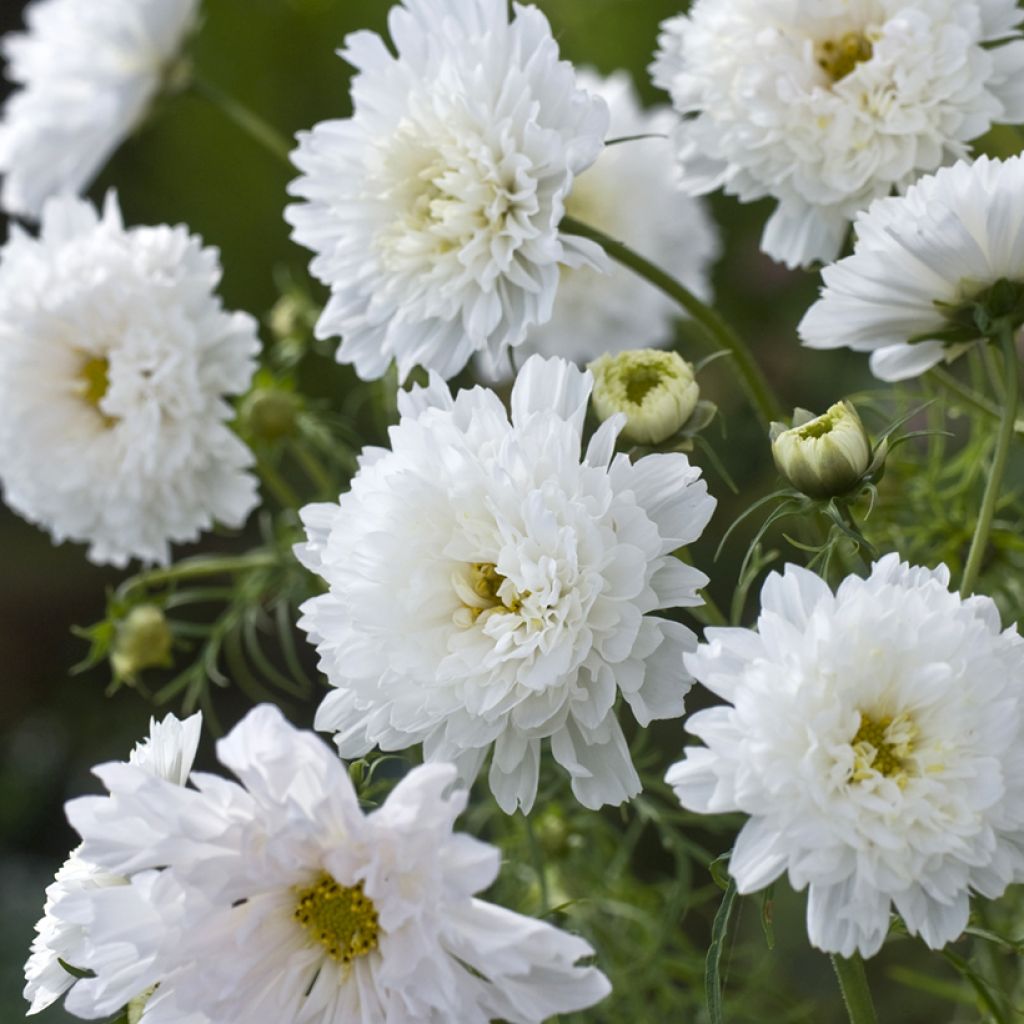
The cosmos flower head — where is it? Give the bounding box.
[296,354,716,813]
[286,0,610,382]
[65,704,613,1024]
[799,155,1024,380]
[650,0,1024,268]
[23,713,203,1018]
[667,555,1024,958]
[0,192,260,567]
[0,0,200,218]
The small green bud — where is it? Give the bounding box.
[771,401,871,499]
[110,606,173,682]
[239,387,300,443]
[589,349,699,445]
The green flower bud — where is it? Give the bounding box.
[589,349,699,445]
[770,401,872,499]
[110,606,173,682]
[239,387,300,443]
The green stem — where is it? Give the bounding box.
[191,73,292,166]
[830,954,878,1024]
[928,367,1024,436]
[523,814,550,913]
[289,439,337,499]
[561,216,783,427]
[255,454,303,509]
[959,326,1020,597]
[118,552,280,598]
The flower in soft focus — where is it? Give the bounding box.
[67,704,612,1024]
[771,401,871,499]
[0,192,260,567]
[110,605,174,683]
[0,0,199,218]
[800,155,1024,380]
[667,555,1024,958]
[286,0,609,381]
[23,713,202,1018]
[650,0,1024,268]
[482,69,719,373]
[296,355,715,813]
[590,349,700,446]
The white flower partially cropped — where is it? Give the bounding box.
[23,713,202,1018]
[67,704,612,1024]
[799,155,1024,381]
[0,193,260,567]
[0,0,199,218]
[286,0,609,381]
[667,555,1024,958]
[297,355,715,813]
[651,0,1024,268]
[480,69,719,376]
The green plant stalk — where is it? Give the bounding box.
[561,216,783,427]
[119,552,281,598]
[191,73,293,166]
[522,814,550,913]
[255,454,303,509]
[959,326,1020,597]
[929,366,1024,435]
[830,954,878,1024]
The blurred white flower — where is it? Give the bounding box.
[296,355,715,813]
[0,192,260,567]
[651,0,1024,268]
[67,704,612,1024]
[0,0,199,218]
[799,155,1024,381]
[23,713,202,1018]
[286,0,609,382]
[481,69,719,375]
[667,555,1024,958]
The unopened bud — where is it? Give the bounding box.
[589,349,699,445]
[239,387,300,443]
[771,401,871,499]
[110,606,173,682]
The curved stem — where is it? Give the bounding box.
[190,73,293,167]
[960,326,1020,597]
[928,367,1024,436]
[561,216,783,427]
[830,954,878,1024]
[117,552,281,599]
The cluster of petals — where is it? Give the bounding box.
[65,704,611,1024]
[286,0,610,381]
[799,154,1024,381]
[297,355,715,813]
[23,713,203,1018]
[0,0,199,218]
[667,555,1024,958]
[483,68,719,373]
[650,0,1024,267]
[0,192,260,566]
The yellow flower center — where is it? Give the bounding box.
[79,355,111,409]
[453,562,525,625]
[850,712,916,785]
[818,32,873,83]
[293,873,380,964]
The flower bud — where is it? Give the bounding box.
[110,605,173,682]
[239,386,300,443]
[589,349,699,445]
[770,401,871,499]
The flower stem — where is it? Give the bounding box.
[830,954,878,1024]
[959,326,1020,597]
[560,216,783,427]
[255,454,303,509]
[190,73,293,167]
[117,552,281,599]
[523,814,550,913]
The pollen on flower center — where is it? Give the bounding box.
[817,32,874,83]
[293,873,380,964]
[850,712,916,784]
[78,355,111,409]
[452,562,525,626]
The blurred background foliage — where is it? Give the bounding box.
[1,1,1021,1022]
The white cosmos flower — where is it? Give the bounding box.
[23,713,202,1018]
[799,155,1024,381]
[285,0,609,382]
[650,0,1024,268]
[478,69,719,376]
[66,704,612,1024]
[296,355,716,813]
[0,192,260,567]
[667,555,1024,958]
[0,0,200,219]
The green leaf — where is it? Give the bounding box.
[705,874,738,1024]
[941,949,1013,1024]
